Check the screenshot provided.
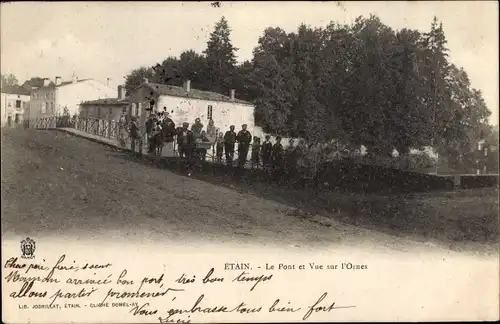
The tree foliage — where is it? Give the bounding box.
[124,66,154,94]
[203,16,238,94]
[1,73,19,87]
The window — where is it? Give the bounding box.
[50,102,54,113]
[484,148,488,157]
[108,107,113,118]
[207,105,213,120]
[41,102,47,114]
[15,100,21,108]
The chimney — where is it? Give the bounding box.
[230,89,235,101]
[118,85,125,100]
[55,76,62,86]
[72,76,78,84]
[106,78,110,86]
[184,80,191,92]
[43,78,50,86]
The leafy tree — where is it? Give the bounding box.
[151,57,182,85]
[124,67,154,94]
[1,73,18,87]
[178,50,209,90]
[203,16,238,94]
[231,60,256,102]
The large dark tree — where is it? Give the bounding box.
[203,16,238,94]
[122,13,494,171]
[124,67,154,94]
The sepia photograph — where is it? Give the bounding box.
[1,1,499,323]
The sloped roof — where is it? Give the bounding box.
[81,98,128,105]
[24,78,93,89]
[22,79,45,89]
[57,79,91,87]
[1,85,31,96]
[142,82,252,105]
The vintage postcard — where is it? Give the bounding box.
[1,1,499,323]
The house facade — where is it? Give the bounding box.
[80,85,128,120]
[27,77,116,119]
[126,80,255,135]
[1,85,31,127]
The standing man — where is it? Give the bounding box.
[224,125,237,167]
[129,116,141,155]
[177,122,195,175]
[117,109,129,147]
[145,114,154,152]
[261,135,273,172]
[162,112,176,156]
[191,118,204,140]
[177,122,190,158]
[236,124,252,168]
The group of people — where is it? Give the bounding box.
[117,107,354,178]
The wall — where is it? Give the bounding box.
[80,104,128,120]
[1,93,30,126]
[56,80,116,117]
[28,80,116,119]
[126,86,154,130]
[28,86,56,119]
[156,95,255,134]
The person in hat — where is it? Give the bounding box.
[191,117,204,139]
[261,135,273,172]
[161,110,176,156]
[236,124,252,168]
[224,125,237,167]
[272,136,284,178]
[177,122,192,158]
[215,132,224,164]
[117,110,129,147]
[129,116,141,153]
[251,136,261,169]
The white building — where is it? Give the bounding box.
[127,80,255,135]
[27,76,116,119]
[1,85,31,127]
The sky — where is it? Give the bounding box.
[1,1,498,125]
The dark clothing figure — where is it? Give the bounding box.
[272,142,285,172]
[146,117,154,136]
[224,130,237,166]
[177,127,195,172]
[251,141,261,167]
[236,130,252,167]
[162,117,176,143]
[197,133,210,162]
[261,140,273,170]
[129,120,140,153]
[151,123,163,155]
[216,136,224,164]
[147,118,159,153]
[216,142,224,163]
[177,127,194,158]
[284,145,298,177]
